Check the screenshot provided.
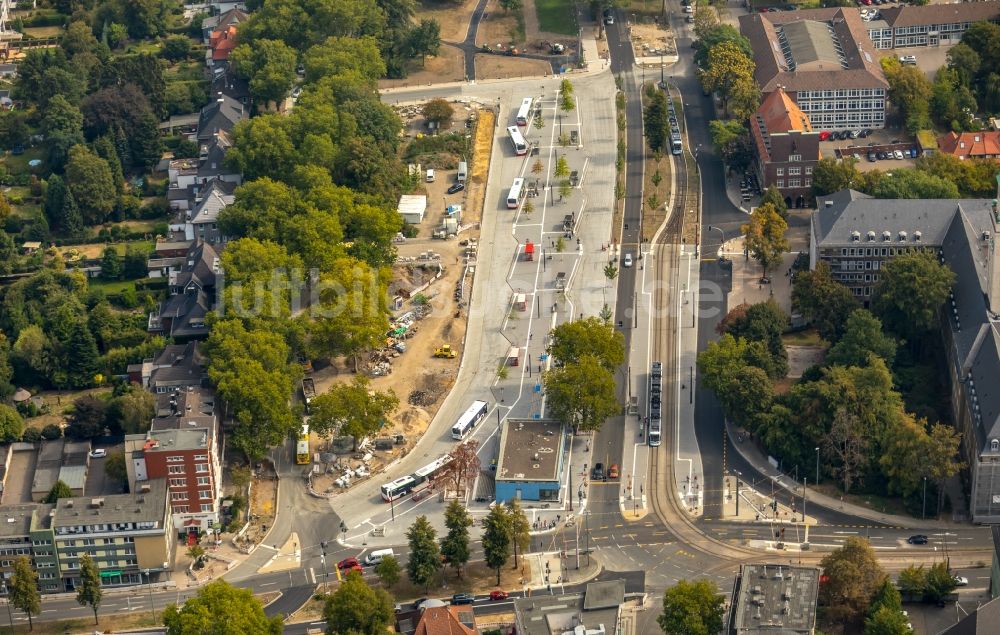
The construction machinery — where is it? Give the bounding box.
[434,344,458,359]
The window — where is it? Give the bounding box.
[82,539,95,546]
[789,179,801,188]
[171,492,188,501]
[166,456,184,463]
[805,178,811,187]
[804,167,812,175]
[788,167,801,176]
[195,464,208,473]
[776,168,784,176]
[175,506,189,513]
[169,478,187,487]
[789,154,801,162]
[197,477,211,486]
[776,180,784,188]
[201,504,213,512]
[194,455,207,461]
[168,465,185,475]
[199,490,212,499]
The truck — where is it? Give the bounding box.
[302,377,316,406]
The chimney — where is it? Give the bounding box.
[987,198,1000,314]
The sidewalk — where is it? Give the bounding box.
[719,235,795,316]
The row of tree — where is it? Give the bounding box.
[812,151,1000,199]
[700,251,962,502]
[694,9,758,121]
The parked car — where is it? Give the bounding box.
[819,131,832,141]
[89,449,106,458]
[910,148,918,158]
[337,557,360,570]
[608,464,620,479]
[907,535,929,545]
[452,593,476,605]
[447,182,465,194]
[867,152,876,162]
[623,253,633,268]
[893,149,905,160]
[592,463,605,480]
[899,55,917,65]
[954,576,969,586]
[489,590,509,601]
[853,153,862,161]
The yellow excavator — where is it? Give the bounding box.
[434,344,457,359]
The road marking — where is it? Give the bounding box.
[309,568,316,584]
[260,582,277,586]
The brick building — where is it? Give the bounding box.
[750,88,821,208]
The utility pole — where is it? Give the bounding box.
[321,541,329,592]
[922,477,928,520]
[803,477,807,525]
[815,447,820,486]
[145,569,156,621]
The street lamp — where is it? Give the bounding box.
[320,541,330,593]
[144,569,156,622]
[922,477,928,520]
[815,447,820,486]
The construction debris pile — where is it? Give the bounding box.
[408,390,433,406]
[366,306,433,377]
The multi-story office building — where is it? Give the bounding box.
[866,1,1000,49]
[741,8,889,130]
[810,188,1000,523]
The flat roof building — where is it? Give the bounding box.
[495,418,566,503]
[868,1,1000,49]
[729,564,820,635]
[513,580,626,635]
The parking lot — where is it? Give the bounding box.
[820,127,920,172]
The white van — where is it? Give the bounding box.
[425,169,435,183]
[364,548,394,566]
[457,161,467,182]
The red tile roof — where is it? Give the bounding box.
[758,88,812,133]
[937,131,1000,159]
[210,26,238,61]
[413,606,476,635]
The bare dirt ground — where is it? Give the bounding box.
[477,0,520,48]
[378,46,467,89]
[241,465,278,548]
[475,55,552,80]
[417,0,479,42]
[631,22,675,60]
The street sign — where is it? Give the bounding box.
[99,570,121,578]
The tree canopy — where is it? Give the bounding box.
[323,571,395,635]
[657,579,726,635]
[163,580,283,635]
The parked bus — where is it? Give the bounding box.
[507,126,528,155]
[515,97,533,126]
[648,362,662,447]
[451,400,489,440]
[413,455,452,485]
[506,178,525,209]
[295,424,310,465]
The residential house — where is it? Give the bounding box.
[211,64,250,105]
[810,188,1000,523]
[185,178,235,244]
[741,8,889,130]
[412,605,476,635]
[938,131,1000,160]
[208,25,238,64]
[126,342,207,393]
[147,241,221,341]
[197,94,245,145]
[124,387,223,535]
[201,7,248,44]
[867,1,1000,49]
[750,87,821,208]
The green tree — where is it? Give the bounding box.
[163,580,283,635]
[544,354,619,432]
[9,556,40,631]
[65,145,115,225]
[44,480,73,504]
[820,537,887,627]
[309,375,398,449]
[231,39,299,105]
[482,503,513,585]
[100,247,122,280]
[554,155,570,178]
[881,57,933,135]
[924,562,957,602]
[644,91,668,153]
[0,404,24,443]
[406,19,441,67]
[741,202,788,278]
[812,157,861,196]
[66,321,100,389]
[897,565,927,596]
[302,36,386,83]
[715,299,788,377]
[826,310,897,367]
[869,578,903,617]
[323,571,394,635]
[947,42,981,88]
[405,515,441,592]
[106,388,155,435]
[506,500,530,569]
[440,499,472,578]
[374,555,401,587]
[104,452,128,488]
[161,35,192,61]
[699,40,756,117]
[792,262,860,342]
[865,606,912,635]
[421,98,454,128]
[76,553,103,625]
[873,250,955,339]
[548,317,625,370]
[41,94,84,170]
[657,579,725,635]
[123,245,149,280]
[760,186,788,217]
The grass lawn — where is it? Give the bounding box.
[782,329,827,347]
[87,277,137,294]
[21,26,62,38]
[535,0,578,35]
[2,146,45,175]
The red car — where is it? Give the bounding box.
[608,464,620,479]
[818,131,831,141]
[489,590,509,601]
[337,557,360,570]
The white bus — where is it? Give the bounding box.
[507,126,528,155]
[451,400,489,440]
[506,178,525,209]
[380,475,416,502]
[515,97,533,126]
[413,455,452,484]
